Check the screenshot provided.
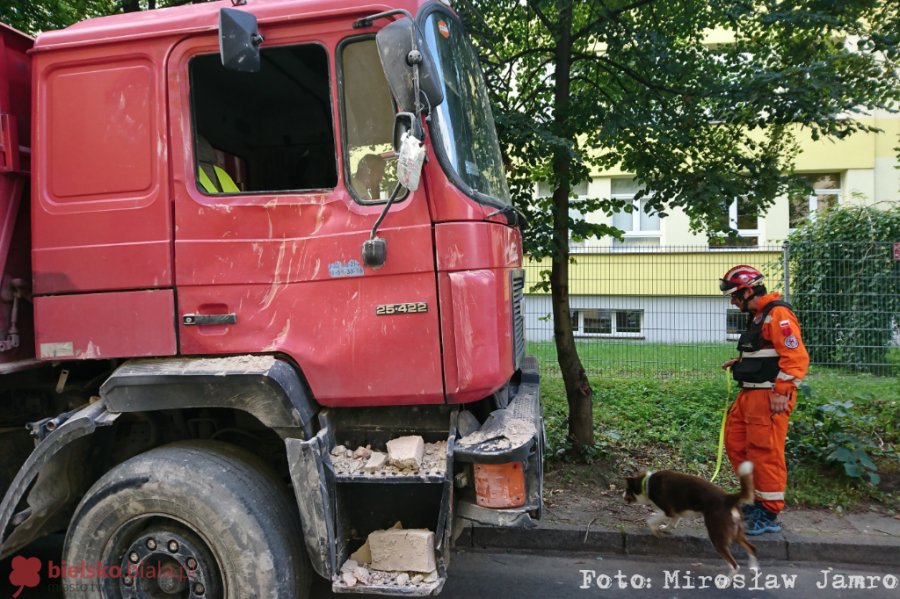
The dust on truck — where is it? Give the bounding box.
[0,0,542,596]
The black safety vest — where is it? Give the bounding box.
[732,299,794,386]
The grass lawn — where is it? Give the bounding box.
[529,340,899,379]
[529,340,739,378]
[539,365,899,511]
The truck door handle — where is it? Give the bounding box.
[182,313,237,326]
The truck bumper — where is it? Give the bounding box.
[454,355,542,528]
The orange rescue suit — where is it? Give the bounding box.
[725,292,809,514]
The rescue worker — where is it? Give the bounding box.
[352,154,386,200]
[197,135,240,193]
[719,265,809,535]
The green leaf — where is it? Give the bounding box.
[828,447,852,462]
[857,453,877,471]
[843,463,862,478]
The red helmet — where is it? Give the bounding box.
[719,265,764,295]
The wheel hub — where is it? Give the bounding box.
[119,527,217,599]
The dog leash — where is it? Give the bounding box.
[709,367,732,483]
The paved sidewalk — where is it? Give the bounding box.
[459,508,900,567]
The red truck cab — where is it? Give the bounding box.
[0,2,540,596]
[28,0,526,407]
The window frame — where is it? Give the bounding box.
[610,178,661,248]
[418,5,512,209]
[726,308,748,341]
[571,308,645,339]
[336,34,409,206]
[709,197,759,249]
[188,41,337,197]
[537,180,592,251]
[728,197,759,246]
[788,172,842,231]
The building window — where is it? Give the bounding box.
[726,309,748,340]
[710,197,759,248]
[610,178,660,248]
[538,180,590,250]
[789,173,841,229]
[571,309,643,338]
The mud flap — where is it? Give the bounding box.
[286,430,341,579]
[0,400,118,559]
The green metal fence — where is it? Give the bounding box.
[524,242,899,379]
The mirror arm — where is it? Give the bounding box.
[369,181,404,241]
[354,9,414,29]
[362,181,405,269]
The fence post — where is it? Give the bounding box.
[782,241,790,302]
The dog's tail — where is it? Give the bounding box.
[728,461,755,506]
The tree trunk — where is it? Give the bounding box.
[551,0,594,452]
[122,0,142,13]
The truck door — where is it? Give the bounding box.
[166,23,445,407]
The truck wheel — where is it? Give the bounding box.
[63,441,311,598]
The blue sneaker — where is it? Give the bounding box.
[745,509,782,535]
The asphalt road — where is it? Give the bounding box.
[418,550,899,599]
[3,537,897,598]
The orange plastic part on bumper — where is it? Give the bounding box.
[474,462,525,508]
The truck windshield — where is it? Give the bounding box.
[422,11,511,208]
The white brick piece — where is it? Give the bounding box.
[368,529,436,573]
[386,436,425,470]
[364,451,388,471]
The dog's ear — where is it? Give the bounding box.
[623,468,645,481]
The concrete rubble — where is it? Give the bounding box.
[386,435,425,469]
[369,527,436,573]
[336,522,440,590]
[363,451,387,471]
[336,559,441,589]
[457,416,535,452]
[330,438,447,478]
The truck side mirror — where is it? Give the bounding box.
[375,18,443,114]
[219,8,265,73]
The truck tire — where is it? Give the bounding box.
[62,440,311,599]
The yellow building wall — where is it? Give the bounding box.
[525,251,782,296]
[592,118,888,176]
[582,113,897,245]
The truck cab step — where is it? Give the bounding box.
[330,439,449,484]
[332,573,445,596]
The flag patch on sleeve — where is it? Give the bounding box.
[779,319,793,337]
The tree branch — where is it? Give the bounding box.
[526,0,556,35]
[570,51,699,96]
[571,74,618,106]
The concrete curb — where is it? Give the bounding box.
[460,523,900,567]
